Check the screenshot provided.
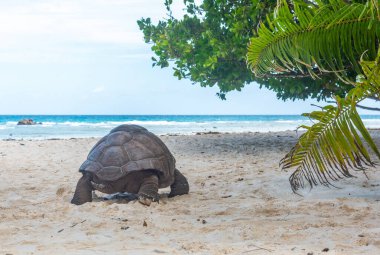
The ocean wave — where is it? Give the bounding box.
[362,119,380,123]
[1,115,380,140]
[59,120,219,127]
[123,120,196,126]
[5,121,18,125]
[274,120,309,123]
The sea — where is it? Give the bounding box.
[1,115,380,140]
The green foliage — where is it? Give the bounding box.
[247,0,380,81]
[248,0,380,191]
[138,0,353,101]
[281,52,380,191]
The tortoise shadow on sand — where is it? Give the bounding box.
[91,191,173,204]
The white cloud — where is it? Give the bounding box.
[0,1,143,45]
[0,0,168,63]
[92,86,105,93]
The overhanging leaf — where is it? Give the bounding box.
[281,52,380,192]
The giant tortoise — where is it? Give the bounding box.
[71,124,189,206]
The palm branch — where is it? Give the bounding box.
[247,0,380,80]
[281,53,380,192]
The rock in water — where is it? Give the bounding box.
[17,119,42,125]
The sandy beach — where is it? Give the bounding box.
[0,131,379,255]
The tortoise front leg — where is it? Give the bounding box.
[138,173,159,206]
[71,173,93,205]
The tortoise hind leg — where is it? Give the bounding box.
[169,169,189,198]
[138,173,159,206]
[71,173,93,205]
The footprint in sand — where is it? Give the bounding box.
[56,187,65,197]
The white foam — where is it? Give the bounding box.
[1,116,380,140]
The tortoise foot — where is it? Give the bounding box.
[137,173,159,206]
[138,192,159,206]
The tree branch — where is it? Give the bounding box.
[326,100,380,112]
[367,96,380,101]
[356,104,380,112]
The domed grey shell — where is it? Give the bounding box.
[79,125,175,188]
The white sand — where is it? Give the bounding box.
[0,131,379,255]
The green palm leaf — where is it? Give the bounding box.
[281,53,380,192]
[247,0,380,80]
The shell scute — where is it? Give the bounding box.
[79,160,102,174]
[88,141,107,161]
[106,131,132,146]
[110,124,147,133]
[96,166,125,181]
[132,133,165,156]
[99,145,129,167]
[123,139,156,161]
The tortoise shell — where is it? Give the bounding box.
[79,124,175,188]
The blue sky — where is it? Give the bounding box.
[0,0,376,115]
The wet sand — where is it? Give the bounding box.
[0,131,379,254]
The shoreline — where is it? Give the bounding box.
[0,129,304,141]
[1,126,375,141]
[2,114,380,141]
[0,131,379,254]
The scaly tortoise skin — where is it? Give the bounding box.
[71,124,189,206]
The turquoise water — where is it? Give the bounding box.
[1,115,380,140]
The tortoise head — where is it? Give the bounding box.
[71,173,93,205]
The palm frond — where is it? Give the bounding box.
[281,52,380,192]
[247,0,380,80]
